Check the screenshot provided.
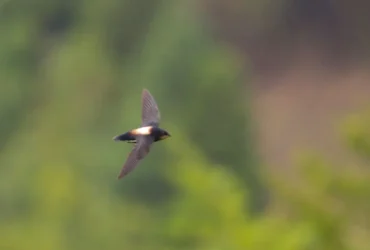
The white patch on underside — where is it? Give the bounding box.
[132,126,152,135]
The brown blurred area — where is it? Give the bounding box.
[203,0,370,169]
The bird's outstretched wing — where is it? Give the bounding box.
[141,89,160,127]
[117,136,154,179]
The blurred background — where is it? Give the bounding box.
[1,0,370,249]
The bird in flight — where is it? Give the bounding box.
[113,89,171,179]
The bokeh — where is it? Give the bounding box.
[1,0,370,249]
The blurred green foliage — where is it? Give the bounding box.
[0,0,370,249]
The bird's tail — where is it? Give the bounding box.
[112,132,136,143]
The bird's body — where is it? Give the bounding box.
[114,126,169,143]
[113,89,170,179]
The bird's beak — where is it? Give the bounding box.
[161,134,171,139]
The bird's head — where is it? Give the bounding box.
[160,130,171,140]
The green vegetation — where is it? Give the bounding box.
[0,0,369,249]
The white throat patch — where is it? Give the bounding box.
[132,126,152,135]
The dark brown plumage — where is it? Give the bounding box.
[113,89,171,179]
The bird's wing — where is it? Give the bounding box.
[141,89,160,126]
[117,136,154,179]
